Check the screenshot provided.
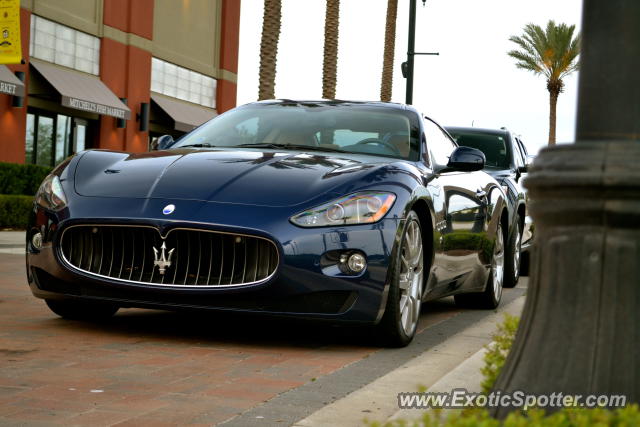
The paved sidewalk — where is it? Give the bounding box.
[0,231,24,254]
[293,292,525,426]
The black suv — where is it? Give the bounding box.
[444,126,533,287]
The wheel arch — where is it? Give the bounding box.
[516,202,526,231]
[500,207,509,242]
[409,198,435,291]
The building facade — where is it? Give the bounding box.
[0,0,240,166]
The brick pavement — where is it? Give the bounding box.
[0,253,461,426]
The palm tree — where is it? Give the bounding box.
[258,0,282,100]
[508,21,580,145]
[322,0,340,99]
[380,0,398,102]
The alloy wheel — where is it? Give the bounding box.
[513,225,522,282]
[492,225,505,302]
[398,220,424,336]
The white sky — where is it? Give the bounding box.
[237,0,583,155]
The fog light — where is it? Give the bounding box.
[32,232,43,250]
[346,252,367,274]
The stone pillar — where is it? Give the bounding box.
[492,0,640,417]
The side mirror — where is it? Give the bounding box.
[518,155,535,173]
[446,146,485,172]
[154,135,174,151]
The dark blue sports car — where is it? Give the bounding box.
[26,100,508,346]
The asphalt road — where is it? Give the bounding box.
[0,253,525,426]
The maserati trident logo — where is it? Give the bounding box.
[153,242,175,275]
[163,204,175,215]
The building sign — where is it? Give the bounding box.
[0,64,24,95]
[0,0,22,65]
[62,96,130,120]
[0,79,18,95]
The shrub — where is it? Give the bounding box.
[0,162,51,195]
[481,313,520,393]
[0,195,34,229]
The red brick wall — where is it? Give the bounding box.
[103,0,154,39]
[0,8,30,164]
[99,2,153,152]
[217,0,241,113]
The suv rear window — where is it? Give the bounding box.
[448,132,509,168]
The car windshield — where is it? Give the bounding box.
[172,102,421,161]
[447,131,510,168]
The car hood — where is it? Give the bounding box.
[74,148,388,207]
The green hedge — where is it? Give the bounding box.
[0,195,34,229]
[0,162,52,195]
[481,313,520,393]
[371,405,640,426]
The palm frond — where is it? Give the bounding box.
[508,20,580,85]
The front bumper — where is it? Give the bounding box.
[26,196,403,324]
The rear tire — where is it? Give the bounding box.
[519,250,530,276]
[454,222,505,309]
[45,299,119,321]
[503,221,521,288]
[377,211,425,347]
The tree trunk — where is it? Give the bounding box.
[548,90,558,145]
[322,0,340,99]
[380,0,398,102]
[258,0,282,101]
[547,79,563,145]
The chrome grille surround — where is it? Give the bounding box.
[58,225,279,288]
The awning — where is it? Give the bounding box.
[30,59,131,120]
[151,92,216,132]
[0,65,25,97]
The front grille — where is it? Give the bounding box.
[59,225,278,287]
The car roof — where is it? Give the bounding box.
[245,99,420,114]
[445,126,511,137]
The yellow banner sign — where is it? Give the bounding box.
[0,0,22,65]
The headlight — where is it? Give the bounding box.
[35,175,67,211]
[290,191,396,227]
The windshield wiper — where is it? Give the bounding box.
[236,143,344,153]
[180,143,217,148]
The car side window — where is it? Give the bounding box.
[424,119,457,166]
[514,138,528,167]
[511,136,524,168]
[517,138,529,157]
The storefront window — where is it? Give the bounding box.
[36,116,54,167]
[151,58,216,108]
[30,15,100,75]
[25,114,35,163]
[55,114,71,165]
[74,121,87,152]
[25,110,91,167]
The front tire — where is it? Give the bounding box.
[503,221,521,288]
[45,299,119,321]
[454,222,505,309]
[377,211,425,347]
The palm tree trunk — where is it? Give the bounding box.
[258,0,282,101]
[548,90,558,145]
[380,0,398,102]
[546,79,563,145]
[322,0,340,99]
